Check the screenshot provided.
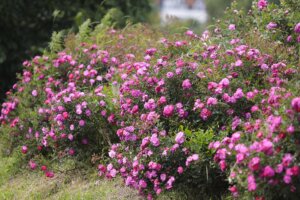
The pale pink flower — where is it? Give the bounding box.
[175,132,185,144]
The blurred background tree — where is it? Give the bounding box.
[0,0,151,101]
[205,0,280,21]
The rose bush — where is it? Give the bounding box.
[1,0,300,199]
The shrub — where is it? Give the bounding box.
[1,0,300,199]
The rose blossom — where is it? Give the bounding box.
[163,105,174,117]
[257,0,268,10]
[175,132,185,144]
[182,79,192,90]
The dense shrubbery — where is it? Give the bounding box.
[1,0,300,199]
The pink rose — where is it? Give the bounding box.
[263,166,275,178]
[31,90,38,96]
[291,97,300,112]
[257,0,268,10]
[175,132,185,144]
[248,157,260,171]
[182,79,192,90]
[294,23,300,33]
[247,175,257,191]
[177,166,184,174]
[163,105,174,117]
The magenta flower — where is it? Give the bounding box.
[291,97,300,112]
[207,97,218,106]
[45,171,54,178]
[247,175,257,191]
[257,0,268,10]
[158,96,167,105]
[248,157,260,171]
[219,78,230,87]
[29,160,37,170]
[286,125,295,134]
[21,145,28,154]
[228,24,236,31]
[150,134,160,147]
[263,166,275,178]
[69,148,75,156]
[261,139,273,155]
[283,175,291,184]
[236,153,245,163]
[144,99,157,111]
[185,30,194,36]
[163,105,174,117]
[200,108,212,120]
[31,90,38,97]
[219,160,226,171]
[235,60,243,67]
[177,166,184,174]
[266,22,277,30]
[276,164,284,173]
[166,176,175,190]
[229,185,238,197]
[109,169,117,178]
[160,173,167,181]
[175,132,185,144]
[166,72,174,78]
[233,88,244,99]
[139,179,147,188]
[41,165,47,171]
[294,23,300,33]
[182,79,192,90]
[79,120,85,127]
[282,153,293,167]
[108,150,116,158]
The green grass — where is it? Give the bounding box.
[0,169,140,200]
[0,156,191,200]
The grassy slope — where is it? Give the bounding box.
[0,172,141,200]
[0,156,187,200]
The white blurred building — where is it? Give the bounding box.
[158,0,207,23]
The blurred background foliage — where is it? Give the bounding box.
[0,0,281,102]
[205,0,280,21]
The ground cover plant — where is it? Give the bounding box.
[0,0,300,199]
